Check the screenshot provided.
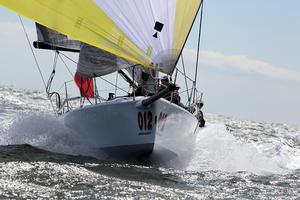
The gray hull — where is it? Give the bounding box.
[63,97,197,158]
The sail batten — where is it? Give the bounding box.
[0,0,201,75]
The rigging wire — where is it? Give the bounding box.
[98,76,128,94]
[61,51,131,94]
[58,53,74,78]
[46,51,58,94]
[98,87,129,92]
[18,16,58,116]
[173,68,179,84]
[192,0,204,103]
[175,68,194,82]
[59,52,78,65]
[114,73,119,96]
[18,16,47,89]
[180,54,191,101]
[187,0,204,106]
[56,80,74,93]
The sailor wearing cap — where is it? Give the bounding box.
[160,75,170,87]
[158,76,172,101]
[158,76,185,109]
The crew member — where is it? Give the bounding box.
[159,76,172,101]
[159,76,185,108]
[131,86,149,97]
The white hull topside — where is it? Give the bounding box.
[63,97,198,157]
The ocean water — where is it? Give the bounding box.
[0,86,300,199]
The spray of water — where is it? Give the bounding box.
[1,110,300,175]
[1,112,91,156]
[187,124,280,174]
[153,113,198,168]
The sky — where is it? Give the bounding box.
[0,1,299,126]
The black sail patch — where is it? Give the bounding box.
[153,21,164,38]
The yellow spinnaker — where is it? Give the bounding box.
[0,0,152,67]
[174,0,202,52]
[0,0,202,73]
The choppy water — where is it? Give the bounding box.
[0,86,300,199]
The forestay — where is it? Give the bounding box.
[0,0,201,75]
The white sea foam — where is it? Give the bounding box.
[2,111,300,175]
[1,112,92,156]
[256,132,300,171]
[153,113,198,168]
[186,123,300,174]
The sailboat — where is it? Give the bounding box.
[0,0,205,158]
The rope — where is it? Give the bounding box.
[18,16,58,116]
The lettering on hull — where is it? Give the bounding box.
[137,111,168,134]
[138,131,152,135]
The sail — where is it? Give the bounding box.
[35,23,81,52]
[78,43,134,77]
[0,0,201,74]
[35,24,134,76]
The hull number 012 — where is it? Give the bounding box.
[138,111,153,131]
[137,111,168,132]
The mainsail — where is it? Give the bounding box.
[77,44,134,77]
[35,23,81,52]
[35,24,134,77]
[0,0,202,75]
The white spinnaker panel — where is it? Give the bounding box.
[94,0,177,74]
